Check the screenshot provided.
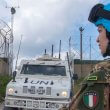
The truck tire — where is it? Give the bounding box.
[3,106,18,110]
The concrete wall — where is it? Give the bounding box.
[0,58,9,75]
[73,59,102,78]
[74,64,95,78]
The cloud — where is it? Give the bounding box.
[0,0,102,66]
[13,0,99,55]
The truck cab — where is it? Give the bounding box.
[4,54,73,110]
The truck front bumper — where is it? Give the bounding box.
[5,97,69,110]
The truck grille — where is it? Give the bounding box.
[30,86,35,94]
[23,86,51,95]
[23,86,28,93]
[46,87,51,95]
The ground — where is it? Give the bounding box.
[0,102,4,110]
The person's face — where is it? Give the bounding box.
[96,25,109,55]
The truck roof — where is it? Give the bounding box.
[19,54,67,66]
[37,54,61,61]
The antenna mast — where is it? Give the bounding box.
[59,40,61,59]
[51,44,54,57]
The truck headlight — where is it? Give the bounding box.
[8,88,14,94]
[61,91,67,97]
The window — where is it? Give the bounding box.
[21,64,66,76]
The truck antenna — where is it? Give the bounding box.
[51,44,54,57]
[59,40,61,59]
[15,35,23,70]
[44,49,47,55]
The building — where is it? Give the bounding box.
[74,59,102,78]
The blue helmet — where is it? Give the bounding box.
[95,4,110,32]
[88,3,110,32]
[88,3,110,57]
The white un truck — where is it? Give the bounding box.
[4,54,75,110]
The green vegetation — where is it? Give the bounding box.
[0,75,12,102]
[74,77,85,93]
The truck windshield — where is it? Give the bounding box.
[20,64,66,76]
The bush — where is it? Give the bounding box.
[0,75,12,102]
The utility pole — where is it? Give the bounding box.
[10,7,16,74]
[79,27,84,60]
[79,27,84,77]
[6,6,19,74]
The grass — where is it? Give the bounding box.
[0,75,12,102]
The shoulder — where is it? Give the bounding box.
[94,59,110,71]
[82,60,110,84]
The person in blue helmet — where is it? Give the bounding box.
[59,3,110,110]
[89,3,110,58]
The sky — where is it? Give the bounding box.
[0,0,110,67]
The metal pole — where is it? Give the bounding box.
[10,7,16,74]
[51,44,54,57]
[45,49,47,55]
[79,27,84,77]
[6,6,19,74]
[59,40,61,59]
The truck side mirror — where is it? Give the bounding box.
[12,71,17,82]
[72,73,78,80]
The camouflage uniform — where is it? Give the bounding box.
[59,60,110,110]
